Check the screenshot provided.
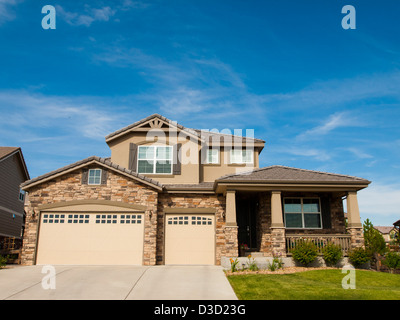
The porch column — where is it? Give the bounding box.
[270,191,286,257]
[224,190,238,257]
[346,191,364,249]
[226,190,237,226]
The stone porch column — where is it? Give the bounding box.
[225,190,238,257]
[346,191,364,249]
[270,191,286,257]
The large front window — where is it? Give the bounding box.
[284,198,322,229]
[138,146,172,174]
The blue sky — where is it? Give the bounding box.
[0,0,399,226]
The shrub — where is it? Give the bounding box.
[0,255,7,269]
[322,243,343,266]
[348,247,370,268]
[382,252,400,273]
[291,241,318,266]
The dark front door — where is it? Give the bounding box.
[236,194,257,250]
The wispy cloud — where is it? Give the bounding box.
[358,183,400,222]
[296,111,364,140]
[93,45,268,127]
[56,4,116,27]
[0,89,124,140]
[0,0,21,24]
[56,1,150,27]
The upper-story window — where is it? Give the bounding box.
[138,146,172,174]
[206,149,219,164]
[19,189,25,202]
[88,169,102,185]
[230,149,253,164]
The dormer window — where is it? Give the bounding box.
[138,146,172,174]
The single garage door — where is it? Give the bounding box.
[165,213,215,265]
[36,205,144,265]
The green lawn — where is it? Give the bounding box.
[227,269,400,300]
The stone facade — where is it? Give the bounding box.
[21,166,159,266]
[347,227,364,249]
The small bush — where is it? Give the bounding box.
[322,243,343,266]
[382,252,400,273]
[0,255,7,269]
[348,247,370,268]
[291,241,318,266]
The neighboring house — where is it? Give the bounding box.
[0,147,30,245]
[20,114,370,266]
[374,226,398,244]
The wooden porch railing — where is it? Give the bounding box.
[286,234,352,256]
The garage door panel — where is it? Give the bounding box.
[36,212,144,265]
[165,214,215,265]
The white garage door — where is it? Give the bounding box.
[165,214,215,265]
[36,210,144,265]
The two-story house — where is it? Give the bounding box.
[20,114,370,266]
[0,147,30,248]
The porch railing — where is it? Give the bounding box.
[286,234,352,256]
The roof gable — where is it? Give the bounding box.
[105,113,265,147]
[21,156,163,191]
[105,114,201,143]
[0,146,30,180]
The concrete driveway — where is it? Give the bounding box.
[0,265,237,300]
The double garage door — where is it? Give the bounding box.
[36,204,215,265]
[36,204,145,265]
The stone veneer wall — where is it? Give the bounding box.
[21,166,159,266]
[157,193,227,265]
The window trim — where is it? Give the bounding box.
[88,169,102,185]
[206,148,219,164]
[137,145,173,174]
[283,197,323,229]
[229,149,254,164]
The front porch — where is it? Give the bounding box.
[223,189,365,258]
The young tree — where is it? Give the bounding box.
[363,219,387,271]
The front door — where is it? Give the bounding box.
[236,194,257,250]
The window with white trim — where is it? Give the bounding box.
[206,149,219,164]
[138,146,172,174]
[284,198,322,229]
[88,169,102,185]
[230,149,253,164]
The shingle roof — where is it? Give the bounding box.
[164,182,215,191]
[0,147,19,161]
[0,146,30,180]
[21,156,163,190]
[374,226,396,234]
[217,165,371,184]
